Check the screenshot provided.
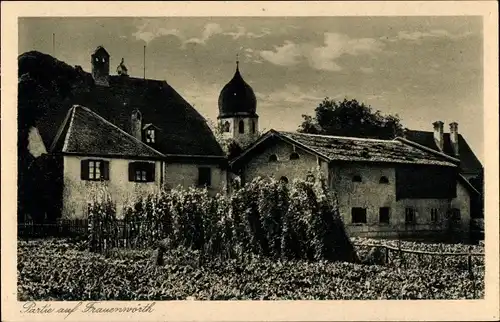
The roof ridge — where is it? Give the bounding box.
[72,105,165,157]
[280,130,398,143]
[49,106,75,152]
[395,137,461,164]
[62,107,77,152]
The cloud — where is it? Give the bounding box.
[132,21,182,44]
[223,26,271,40]
[383,29,474,42]
[360,67,374,73]
[256,84,328,105]
[259,33,384,71]
[185,23,223,45]
[259,41,303,66]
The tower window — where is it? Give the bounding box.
[146,129,155,143]
[268,154,278,162]
[290,152,300,160]
[352,175,362,182]
[252,120,256,133]
[239,120,244,134]
[379,176,389,184]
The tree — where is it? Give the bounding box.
[298,97,405,139]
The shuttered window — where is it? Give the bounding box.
[128,162,155,183]
[81,159,109,181]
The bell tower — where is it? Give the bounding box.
[217,57,258,148]
[91,46,110,86]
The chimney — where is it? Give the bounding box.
[91,46,110,86]
[131,110,142,141]
[449,122,459,156]
[432,121,444,151]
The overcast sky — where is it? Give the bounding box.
[19,17,483,163]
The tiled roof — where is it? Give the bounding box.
[51,105,165,158]
[404,130,483,174]
[18,51,224,157]
[231,130,458,167]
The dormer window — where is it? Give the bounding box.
[352,175,362,182]
[379,176,389,184]
[146,128,155,143]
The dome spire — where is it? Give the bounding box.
[236,53,239,71]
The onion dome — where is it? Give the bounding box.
[218,61,257,118]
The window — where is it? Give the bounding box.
[450,208,461,223]
[430,208,439,223]
[198,167,212,187]
[239,120,245,134]
[379,176,389,184]
[379,207,390,224]
[146,128,155,143]
[352,175,362,182]
[81,160,109,181]
[252,120,256,133]
[405,208,416,224]
[128,162,155,182]
[280,176,289,184]
[290,152,300,160]
[223,121,230,133]
[351,208,367,224]
[268,154,278,162]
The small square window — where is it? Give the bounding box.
[352,175,362,182]
[379,207,390,224]
[430,208,438,223]
[198,167,212,187]
[405,208,416,224]
[351,208,367,224]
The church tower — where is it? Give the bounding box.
[217,58,258,147]
[91,46,110,86]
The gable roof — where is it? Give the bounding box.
[18,51,224,158]
[404,130,483,175]
[51,105,165,159]
[231,130,458,168]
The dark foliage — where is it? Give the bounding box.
[298,98,405,139]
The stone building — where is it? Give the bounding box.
[19,46,227,219]
[230,130,478,239]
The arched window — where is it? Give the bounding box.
[239,120,245,134]
[290,152,300,160]
[223,121,230,133]
[280,176,289,184]
[352,175,362,183]
[379,176,389,184]
[268,154,278,162]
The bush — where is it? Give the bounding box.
[87,171,359,264]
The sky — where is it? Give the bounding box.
[19,17,483,163]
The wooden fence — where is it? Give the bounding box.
[18,219,89,238]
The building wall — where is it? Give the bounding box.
[63,156,228,219]
[236,138,471,240]
[162,162,227,195]
[62,156,161,219]
[242,139,328,184]
[329,163,471,239]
